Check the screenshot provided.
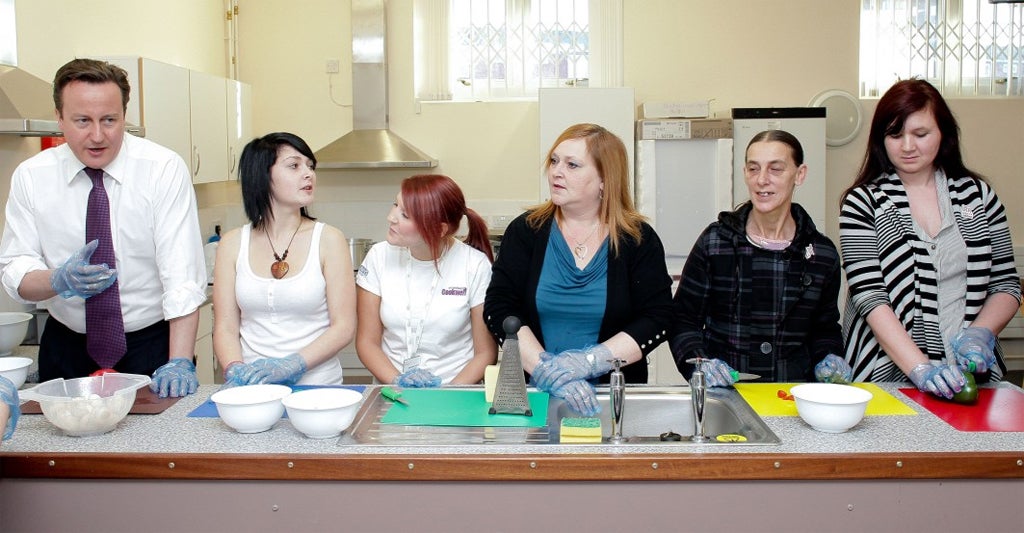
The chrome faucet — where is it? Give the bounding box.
[608,358,626,444]
[686,357,710,443]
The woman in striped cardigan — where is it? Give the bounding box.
[840,79,1022,399]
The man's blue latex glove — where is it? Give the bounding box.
[701,358,737,388]
[244,353,307,386]
[0,375,19,441]
[530,345,615,393]
[150,358,199,398]
[814,353,853,384]
[50,240,117,299]
[550,378,599,417]
[950,326,997,374]
[907,361,965,399]
[394,367,442,388]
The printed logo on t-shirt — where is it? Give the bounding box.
[357,265,369,278]
[441,286,467,296]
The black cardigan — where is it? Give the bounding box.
[483,212,674,384]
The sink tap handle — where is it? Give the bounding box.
[608,358,626,444]
[685,357,710,442]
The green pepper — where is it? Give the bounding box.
[951,371,979,404]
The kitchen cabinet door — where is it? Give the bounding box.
[98,56,191,160]
[188,71,229,184]
[226,79,252,180]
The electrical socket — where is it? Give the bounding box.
[325,59,340,74]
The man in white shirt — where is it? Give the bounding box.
[0,58,207,397]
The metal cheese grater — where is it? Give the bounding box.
[489,316,533,416]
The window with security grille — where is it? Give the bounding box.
[861,0,1024,97]
[415,0,620,101]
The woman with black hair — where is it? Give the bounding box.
[213,132,356,386]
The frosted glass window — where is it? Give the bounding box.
[861,0,1024,97]
[415,0,621,101]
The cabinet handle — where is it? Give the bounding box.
[193,147,202,176]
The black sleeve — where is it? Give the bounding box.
[483,214,536,345]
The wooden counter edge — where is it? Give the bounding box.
[2,451,1023,481]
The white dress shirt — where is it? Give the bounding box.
[0,133,207,333]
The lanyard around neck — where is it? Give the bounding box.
[404,249,441,365]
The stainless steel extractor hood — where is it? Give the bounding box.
[0,65,61,136]
[313,0,437,169]
[0,65,145,137]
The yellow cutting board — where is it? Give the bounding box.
[733,383,917,417]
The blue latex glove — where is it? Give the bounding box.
[701,358,737,388]
[907,361,965,399]
[218,360,248,389]
[530,345,615,394]
[50,240,117,299]
[150,358,199,398]
[394,367,442,388]
[550,378,600,417]
[243,353,307,386]
[0,375,19,441]
[950,326,997,374]
[814,353,853,384]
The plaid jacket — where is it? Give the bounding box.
[669,203,844,382]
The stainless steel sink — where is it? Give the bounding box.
[346,386,780,445]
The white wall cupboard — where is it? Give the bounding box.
[226,80,253,180]
[96,56,250,184]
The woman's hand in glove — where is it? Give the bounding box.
[394,367,442,388]
[908,361,965,399]
[814,354,853,384]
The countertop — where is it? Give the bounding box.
[2,383,1023,481]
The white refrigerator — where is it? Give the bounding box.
[635,137,734,277]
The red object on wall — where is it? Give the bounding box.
[40,136,66,150]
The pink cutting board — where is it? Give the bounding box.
[899,387,1024,432]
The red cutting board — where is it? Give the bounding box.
[898,387,1024,432]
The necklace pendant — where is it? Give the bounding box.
[271,260,290,279]
[574,244,588,260]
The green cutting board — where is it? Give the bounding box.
[380,389,549,427]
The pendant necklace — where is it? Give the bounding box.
[570,221,600,260]
[267,220,302,279]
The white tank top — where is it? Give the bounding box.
[235,222,343,384]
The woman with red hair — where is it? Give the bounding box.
[356,175,497,386]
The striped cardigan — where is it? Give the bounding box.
[840,171,1021,382]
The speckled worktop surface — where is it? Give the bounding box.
[4,382,1023,457]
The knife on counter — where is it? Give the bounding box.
[380,386,409,406]
[731,371,762,382]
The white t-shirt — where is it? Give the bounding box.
[236,222,343,385]
[356,240,491,384]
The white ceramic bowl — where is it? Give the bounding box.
[790,383,873,433]
[282,388,363,439]
[0,356,33,389]
[0,312,32,356]
[20,373,151,437]
[211,384,292,433]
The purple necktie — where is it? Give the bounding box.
[84,168,126,368]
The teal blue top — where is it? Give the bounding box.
[535,224,608,353]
